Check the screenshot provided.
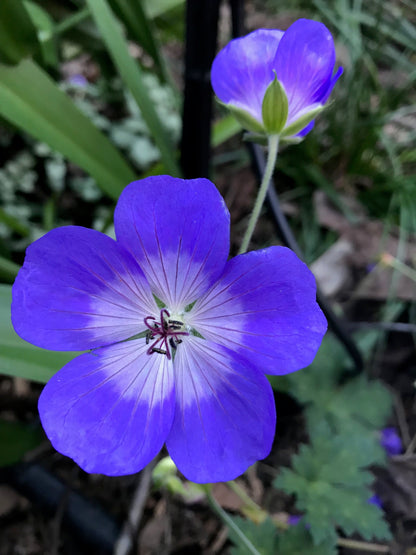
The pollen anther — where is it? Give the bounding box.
[144,309,188,360]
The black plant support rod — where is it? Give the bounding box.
[180,0,222,179]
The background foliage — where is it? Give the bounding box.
[0,0,415,552]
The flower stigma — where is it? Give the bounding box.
[144,308,189,360]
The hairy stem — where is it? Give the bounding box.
[239,134,279,254]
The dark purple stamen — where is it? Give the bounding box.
[144,309,189,360]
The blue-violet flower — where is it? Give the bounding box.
[211,19,343,138]
[380,427,402,456]
[11,176,326,483]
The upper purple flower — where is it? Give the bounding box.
[11,176,326,483]
[211,19,342,137]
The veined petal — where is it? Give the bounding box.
[12,227,157,351]
[211,29,284,123]
[38,340,175,476]
[166,336,275,483]
[321,66,343,104]
[114,176,230,311]
[274,19,337,121]
[187,247,327,375]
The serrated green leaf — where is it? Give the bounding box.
[261,76,288,134]
[332,376,392,429]
[274,425,392,544]
[229,517,277,555]
[0,419,43,467]
[278,524,337,555]
[286,335,393,440]
[286,335,345,400]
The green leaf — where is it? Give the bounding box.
[109,0,169,81]
[212,114,242,148]
[0,59,136,200]
[281,104,324,138]
[0,420,43,467]
[23,0,58,67]
[305,376,392,440]
[0,285,76,383]
[144,0,185,19]
[261,76,288,134]
[0,206,30,237]
[86,0,181,177]
[278,524,337,555]
[286,335,393,438]
[274,425,392,544]
[229,517,278,555]
[0,0,38,65]
[0,255,20,283]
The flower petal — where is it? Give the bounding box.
[38,340,175,475]
[211,29,284,122]
[188,247,327,375]
[166,336,275,483]
[114,176,230,311]
[274,19,337,121]
[12,226,157,351]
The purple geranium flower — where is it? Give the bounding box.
[380,427,402,456]
[211,19,342,137]
[11,176,326,483]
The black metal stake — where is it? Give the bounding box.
[180,0,222,178]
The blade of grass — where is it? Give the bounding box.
[54,6,91,35]
[110,0,170,83]
[0,207,30,237]
[212,115,242,148]
[144,0,185,19]
[0,59,136,200]
[86,0,181,176]
[24,0,58,67]
[0,256,20,283]
[0,0,38,65]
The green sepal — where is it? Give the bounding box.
[281,104,324,138]
[261,75,289,134]
[244,131,303,147]
[216,98,265,134]
[242,131,268,146]
[279,135,303,146]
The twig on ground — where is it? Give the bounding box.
[337,538,390,553]
[113,459,156,555]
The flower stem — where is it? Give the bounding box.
[206,489,261,555]
[239,134,279,254]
